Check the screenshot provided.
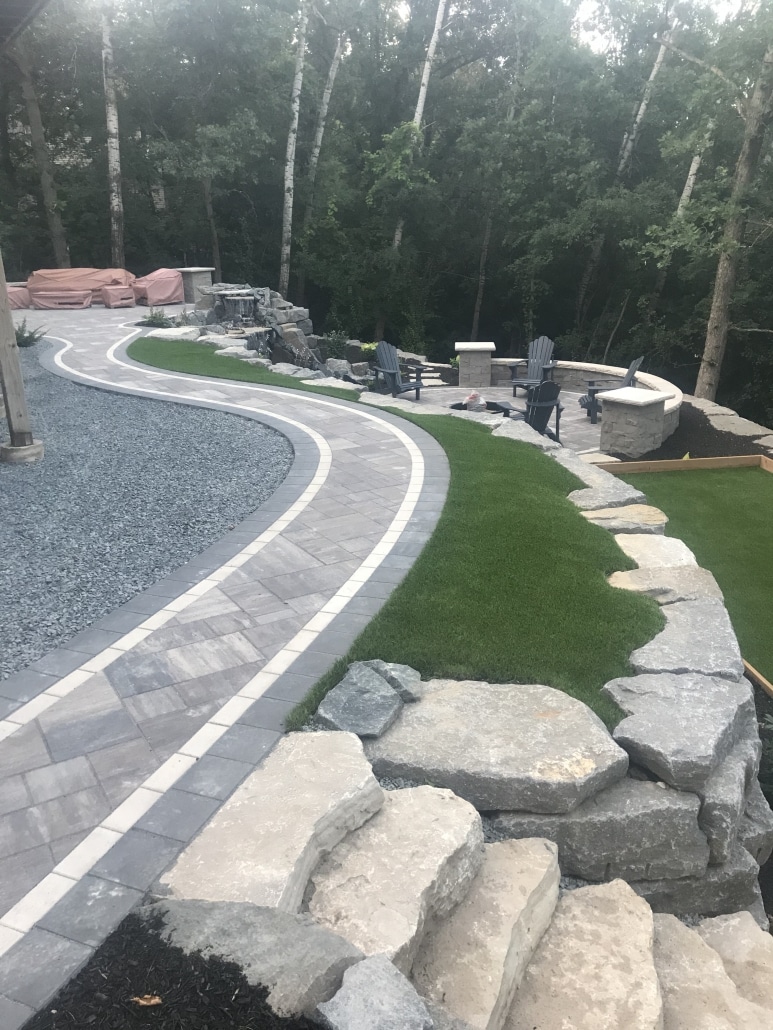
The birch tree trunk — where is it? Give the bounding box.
[8,45,69,268]
[575,34,670,326]
[101,6,125,269]
[202,176,222,283]
[297,31,344,304]
[695,44,773,399]
[470,210,492,341]
[278,1,309,297]
[392,0,448,249]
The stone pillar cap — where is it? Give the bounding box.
[176,266,216,272]
[598,387,665,406]
[455,342,496,352]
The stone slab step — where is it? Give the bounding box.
[307,786,484,975]
[550,448,646,510]
[695,912,773,1012]
[653,913,773,1029]
[411,838,559,1030]
[615,533,697,567]
[506,879,663,1030]
[630,599,744,681]
[607,565,724,605]
[583,504,668,534]
[160,732,383,911]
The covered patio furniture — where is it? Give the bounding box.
[373,340,424,400]
[27,267,134,303]
[510,336,557,396]
[101,285,136,308]
[579,356,643,424]
[509,379,563,442]
[132,268,184,306]
[31,290,92,309]
[8,286,30,309]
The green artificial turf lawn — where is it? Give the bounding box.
[289,414,663,728]
[619,466,773,683]
[127,337,361,402]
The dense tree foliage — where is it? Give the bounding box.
[2,0,773,417]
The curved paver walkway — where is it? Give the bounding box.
[0,308,449,1027]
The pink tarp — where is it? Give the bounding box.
[132,268,183,306]
[27,267,135,302]
[8,286,30,309]
[31,290,92,309]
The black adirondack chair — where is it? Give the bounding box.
[510,336,557,396]
[579,356,644,424]
[509,380,563,442]
[373,340,423,400]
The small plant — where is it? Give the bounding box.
[360,342,378,360]
[450,356,460,370]
[325,330,349,359]
[15,318,46,347]
[137,307,173,328]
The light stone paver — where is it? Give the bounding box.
[0,307,451,1018]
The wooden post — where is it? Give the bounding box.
[0,247,42,461]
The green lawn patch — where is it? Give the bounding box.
[289,414,663,728]
[126,337,361,402]
[619,466,773,683]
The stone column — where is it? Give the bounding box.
[598,387,666,458]
[455,342,495,389]
[177,267,216,305]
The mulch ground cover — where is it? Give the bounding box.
[634,401,770,460]
[23,913,315,1030]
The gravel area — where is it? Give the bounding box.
[0,344,293,680]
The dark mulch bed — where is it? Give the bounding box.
[628,402,770,461]
[24,913,315,1030]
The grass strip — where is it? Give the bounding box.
[289,413,663,728]
[619,466,773,683]
[126,337,361,402]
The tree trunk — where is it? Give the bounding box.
[0,77,17,188]
[575,34,670,327]
[470,210,492,341]
[202,176,222,283]
[8,45,69,267]
[695,44,773,399]
[101,6,125,269]
[601,290,631,363]
[297,31,344,304]
[278,1,309,298]
[0,247,35,448]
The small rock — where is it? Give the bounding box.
[695,911,773,1012]
[614,533,697,567]
[317,955,432,1030]
[316,665,403,738]
[360,660,423,701]
[607,565,723,604]
[630,598,744,681]
[582,504,668,534]
[327,358,353,377]
[350,361,370,376]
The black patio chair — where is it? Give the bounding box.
[510,336,557,396]
[579,356,644,424]
[509,379,563,443]
[373,340,424,400]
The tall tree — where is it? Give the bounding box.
[279,1,310,297]
[101,3,124,268]
[7,43,70,267]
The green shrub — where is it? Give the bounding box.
[15,318,46,348]
[137,307,173,328]
[325,330,348,359]
[360,342,377,360]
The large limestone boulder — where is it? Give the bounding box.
[737,780,773,865]
[412,839,560,1030]
[506,880,663,1030]
[550,449,646,510]
[488,776,709,881]
[607,565,723,605]
[317,955,432,1030]
[629,599,744,681]
[615,533,697,568]
[602,673,755,791]
[365,680,628,814]
[145,900,362,1018]
[308,786,483,976]
[491,419,560,451]
[695,911,773,1012]
[653,913,773,1029]
[631,844,761,917]
[698,732,761,864]
[582,504,668,534]
[160,732,383,912]
[146,326,201,341]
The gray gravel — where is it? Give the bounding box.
[0,344,293,679]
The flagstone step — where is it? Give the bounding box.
[505,879,663,1030]
[411,838,559,1030]
[160,731,383,912]
[653,913,773,1028]
[307,786,484,975]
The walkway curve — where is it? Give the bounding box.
[0,309,449,1027]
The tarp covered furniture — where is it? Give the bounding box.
[373,340,424,400]
[132,268,184,306]
[510,336,556,396]
[31,290,92,309]
[101,285,135,308]
[27,267,134,304]
[8,286,30,309]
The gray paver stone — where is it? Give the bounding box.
[629,599,744,681]
[737,780,773,866]
[360,660,423,701]
[699,731,761,865]
[316,666,403,737]
[607,564,724,604]
[146,899,363,1017]
[365,680,628,814]
[317,955,432,1030]
[487,776,709,881]
[631,843,761,917]
[602,672,754,790]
